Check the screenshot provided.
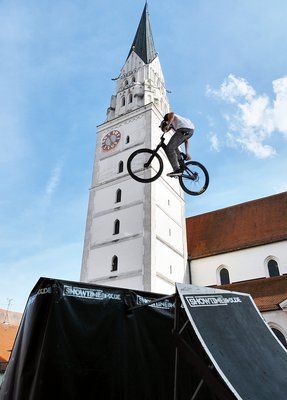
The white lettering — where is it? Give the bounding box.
[136,295,174,310]
[63,285,121,301]
[186,295,242,308]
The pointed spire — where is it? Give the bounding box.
[127,3,157,64]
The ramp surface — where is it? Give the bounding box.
[177,283,287,400]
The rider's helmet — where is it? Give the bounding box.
[159,114,170,131]
[159,120,168,131]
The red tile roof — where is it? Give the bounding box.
[0,323,19,362]
[214,275,287,312]
[186,192,287,259]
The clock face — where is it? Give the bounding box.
[101,130,121,151]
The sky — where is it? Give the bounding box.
[1,0,287,313]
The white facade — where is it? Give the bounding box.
[191,241,287,287]
[81,46,188,294]
[190,240,287,346]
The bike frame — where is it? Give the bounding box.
[143,133,166,168]
[144,132,189,176]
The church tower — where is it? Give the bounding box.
[80,4,188,294]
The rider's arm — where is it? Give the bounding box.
[167,112,175,125]
[164,112,175,132]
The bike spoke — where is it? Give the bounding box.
[127,149,163,183]
[179,161,209,195]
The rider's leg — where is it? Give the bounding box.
[166,128,193,173]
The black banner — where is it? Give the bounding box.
[179,287,287,400]
[0,278,200,400]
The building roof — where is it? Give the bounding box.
[214,275,287,312]
[126,3,157,64]
[0,310,22,363]
[186,192,287,259]
[0,324,19,362]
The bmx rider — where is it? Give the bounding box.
[160,112,194,177]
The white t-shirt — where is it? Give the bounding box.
[172,114,195,130]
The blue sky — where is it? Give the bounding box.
[1,0,287,312]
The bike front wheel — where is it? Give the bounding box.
[127,148,164,183]
[179,161,209,195]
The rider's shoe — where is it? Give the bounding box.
[167,168,183,177]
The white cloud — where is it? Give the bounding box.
[206,74,255,104]
[42,158,64,210]
[209,132,220,152]
[272,77,287,135]
[206,75,287,158]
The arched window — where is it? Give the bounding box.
[126,136,130,144]
[114,219,120,235]
[118,161,124,173]
[128,93,133,103]
[124,79,128,86]
[271,328,287,349]
[116,189,121,203]
[111,255,118,272]
[220,268,230,285]
[268,259,280,277]
[132,76,136,83]
[216,265,230,285]
[121,97,125,107]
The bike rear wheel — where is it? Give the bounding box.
[179,161,209,195]
[127,148,164,183]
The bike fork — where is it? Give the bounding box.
[144,152,157,168]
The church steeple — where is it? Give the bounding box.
[106,3,169,121]
[126,3,157,64]
[81,4,187,297]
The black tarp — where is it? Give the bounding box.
[0,278,214,400]
[3,279,286,400]
[176,283,287,400]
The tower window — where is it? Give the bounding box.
[128,93,133,103]
[118,161,124,173]
[219,267,230,285]
[126,136,130,144]
[124,79,128,86]
[132,77,136,83]
[116,189,122,203]
[114,219,120,235]
[268,259,280,277]
[111,255,118,272]
[121,97,125,107]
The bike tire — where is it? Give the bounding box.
[179,161,209,196]
[127,148,164,183]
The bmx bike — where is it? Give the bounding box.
[127,132,209,196]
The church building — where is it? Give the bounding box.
[186,191,287,348]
